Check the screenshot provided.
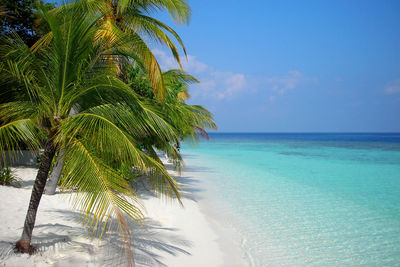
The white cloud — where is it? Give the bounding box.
[212,72,246,99]
[384,80,400,95]
[263,70,306,95]
[185,55,209,73]
[189,71,247,100]
[153,49,248,99]
[269,95,276,102]
[197,79,216,92]
[152,49,310,101]
[152,49,208,74]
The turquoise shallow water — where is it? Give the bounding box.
[182,133,400,266]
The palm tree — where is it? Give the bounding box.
[0,1,180,255]
[39,0,190,101]
[42,0,191,193]
[159,69,217,144]
[124,65,217,170]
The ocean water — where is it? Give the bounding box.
[181,133,400,267]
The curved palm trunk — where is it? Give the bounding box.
[16,137,57,253]
[44,149,65,195]
[44,108,76,195]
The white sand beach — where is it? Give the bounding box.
[0,160,248,267]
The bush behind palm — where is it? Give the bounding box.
[0,167,22,187]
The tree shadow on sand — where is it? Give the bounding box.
[101,218,192,267]
[0,209,191,267]
[1,162,199,266]
[136,161,210,203]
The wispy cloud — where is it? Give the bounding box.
[263,70,307,95]
[153,49,311,101]
[153,49,247,99]
[384,80,400,95]
[212,72,246,99]
[152,49,209,74]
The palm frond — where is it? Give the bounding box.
[113,29,166,100]
[0,119,40,166]
[163,69,199,84]
[62,138,143,236]
[122,13,186,68]
[118,0,191,25]
[59,110,181,200]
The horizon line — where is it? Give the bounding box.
[207,131,400,134]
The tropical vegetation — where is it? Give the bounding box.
[0,0,55,46]
[0,166,21,187]
[0,0,216,262]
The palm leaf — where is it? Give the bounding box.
[0,119,40,166]
[59,110,181,200]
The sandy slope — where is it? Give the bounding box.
[0,161,247,266]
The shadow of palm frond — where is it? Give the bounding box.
[0,241,15,263]
[101,218,192,267]
[10,208,191,266]
[0,222,96,265]
[134,170,205,203]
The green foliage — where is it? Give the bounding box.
[121,64,217,172]
[0,167,21,187]
[46,0,190,102]
[126,65,217,139]
[0,0,181,245]
[0,0,55,47]
[0,0,216,261]
[123,63,154,99]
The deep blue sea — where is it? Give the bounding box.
[182,133,400,266]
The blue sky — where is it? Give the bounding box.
[52,0,400,132]
[153,0,400,132]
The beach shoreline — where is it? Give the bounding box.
[0,160,248,266]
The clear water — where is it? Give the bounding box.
[182,133,400,266]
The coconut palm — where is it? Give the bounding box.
[124,64,217,171]
[38,0,190,101]
[41,0,190,193]
[161,69,217,141]
[0,1,180,255]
